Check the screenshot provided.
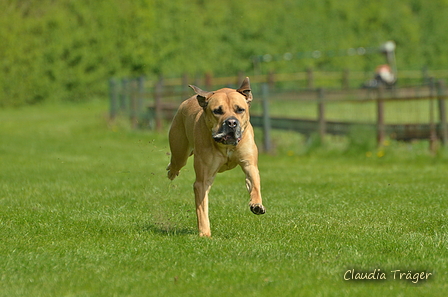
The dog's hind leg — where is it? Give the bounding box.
[167,115,192,180]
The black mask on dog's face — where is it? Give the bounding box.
[212,116,242,146]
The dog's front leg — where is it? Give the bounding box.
[242,163,266,215]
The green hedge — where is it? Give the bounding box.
[1,0,447,106]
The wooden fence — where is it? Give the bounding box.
[108,71,447,153]
[251,81,447,153]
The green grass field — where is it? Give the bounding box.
[1,101,447,296]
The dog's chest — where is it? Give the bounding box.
[218,148,238,172]
[226,148,234,158]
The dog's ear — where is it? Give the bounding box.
[237,77,253,106]
[189,85,214,108]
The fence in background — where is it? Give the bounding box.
[108,70,447,153]
[252,80,447,153]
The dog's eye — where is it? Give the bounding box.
[213,107,224,115]
[235,107,245,114]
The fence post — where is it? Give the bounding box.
[129,79,139,129]
[138,76,145,119]
[268,71,275,90]
[237,71,245,87]
[437,79,447,147]
[317,88,326,142]
[109,78,118,121]
[182,73,190,99]
[205,72,213,90]
[261,83,272,153]
[120,78,128,112]
[154,75,164,131]
[429,78,437,154]
[377,85,385,146]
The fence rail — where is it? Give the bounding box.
[108,71,447,153]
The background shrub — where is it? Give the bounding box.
[1,0,448,106]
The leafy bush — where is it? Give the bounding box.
[1,0,448,106]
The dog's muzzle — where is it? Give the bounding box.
[213,117,242,146]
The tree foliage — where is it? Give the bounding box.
[1,0,448,106]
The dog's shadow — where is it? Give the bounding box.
[141,222,196,236]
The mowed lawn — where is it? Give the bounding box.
[1,100,447,296]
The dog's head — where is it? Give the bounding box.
[190,77,253,146]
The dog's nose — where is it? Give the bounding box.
[226,118,238,129]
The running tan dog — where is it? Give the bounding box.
[167,77,265,237]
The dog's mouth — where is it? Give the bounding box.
[213,131,242,146]
[212,117,243,146]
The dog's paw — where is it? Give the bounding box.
[166,164,179,180]
[250,203,266,215]
[199,231,212,237]
[167,170,179,180]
